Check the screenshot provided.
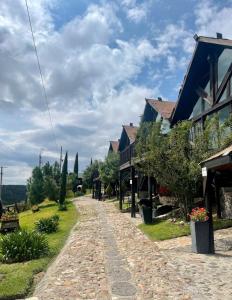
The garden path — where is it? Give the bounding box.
[32,197,232,299]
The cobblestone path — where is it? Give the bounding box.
[33,197,232,299]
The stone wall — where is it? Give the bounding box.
[220,187,232,219]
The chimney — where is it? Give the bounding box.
[216,32,223,39]
[157,97,162,101]
[129,122,133,127]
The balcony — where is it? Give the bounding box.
[120,142,135,168]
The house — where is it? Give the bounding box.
[142,97,175,133]
[118,123,138,216]
[172,33,232,132]
[108,140,119,154]
[171,33,232,252]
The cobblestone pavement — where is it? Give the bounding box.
[33,197,232,299]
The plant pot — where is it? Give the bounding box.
[190,220,212,254]
[140,205,152,224]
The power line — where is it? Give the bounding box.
[24,0,59,151]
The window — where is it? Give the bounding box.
[218,49,232,88]
[189,80,212,119]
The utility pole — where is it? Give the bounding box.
[60,146,63,172]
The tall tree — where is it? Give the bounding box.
[74,152,79,177]
[28,167,44,205]
[59,152,68,208]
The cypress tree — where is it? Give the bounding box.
[74,152,79,177]
[59,152,68,208]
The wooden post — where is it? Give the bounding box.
[131,166,136,218]
[98,181,102,201]
[119,171,123,211]
[92,181,95,199]
[215,175,221,219]
[205,170,215,254]
[148,176,152,202]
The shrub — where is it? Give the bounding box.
[76,191,84,197]
[35,215,60,234]
[0,230,49,263]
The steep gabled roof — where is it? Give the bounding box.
[146,99,175,120]
[109,140,119,153]
[123,124,138,143]
[171,35,232,125]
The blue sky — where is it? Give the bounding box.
[0,0,232,183]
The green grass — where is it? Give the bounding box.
[0,200,78,299]
[138,217,232,241]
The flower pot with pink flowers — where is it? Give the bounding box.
[189,207,211,254]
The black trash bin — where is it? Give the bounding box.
[138,199,153,224]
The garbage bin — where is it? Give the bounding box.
[138,199,153,224]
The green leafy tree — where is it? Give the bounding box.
[59,152,68,208]
[53,161,61,186]
[28,167,45,205]
[74,152,79,177]
[135,118,231,218]
[99,152,119,196]
[44,177,59,202]
[82,160,100,190]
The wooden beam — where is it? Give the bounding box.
[195,86,213,105]
[119,171,123,211]
[205,170,215,254]
[216,63,232,103]
[131,166,136,218]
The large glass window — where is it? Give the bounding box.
[218,48,232,88]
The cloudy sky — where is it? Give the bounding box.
[0,0,232,184]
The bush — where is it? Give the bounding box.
[35,215,59,234]
[0,230,49,263]
[76,191,84,197]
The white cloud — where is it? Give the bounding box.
[0,1,160,184]
[195,0,232,39]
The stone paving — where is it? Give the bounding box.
[33,197,232,300]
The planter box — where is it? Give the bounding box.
[139,205,152,224]
[0,219,19,232]
[190,220,212,254]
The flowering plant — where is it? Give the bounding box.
[189,207,209,222]
[1,211,19,221]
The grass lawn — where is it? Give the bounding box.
[138,217,232,241]
[0,200,78,300]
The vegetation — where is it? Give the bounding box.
[135,117,232,217]
[0,200,77,299]
[59,152,68,209]
[0,230,49,263]
[99,152,119,197]
[35,215,60,234]
[82,159,101,190]
[27,167,45,205]
[139,217,232,241]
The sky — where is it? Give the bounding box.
[1,0,232,184]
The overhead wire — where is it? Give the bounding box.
[24,0,59,152]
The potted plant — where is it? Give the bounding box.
[189,207,211,254]
[0,211,19,232]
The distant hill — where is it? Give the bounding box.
[2,185,27,205]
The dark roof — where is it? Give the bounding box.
[109,140,119,153]
[146,99,175,119]
[171,36,232,125]
[201,144,232,164]
[123,125,138,143]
